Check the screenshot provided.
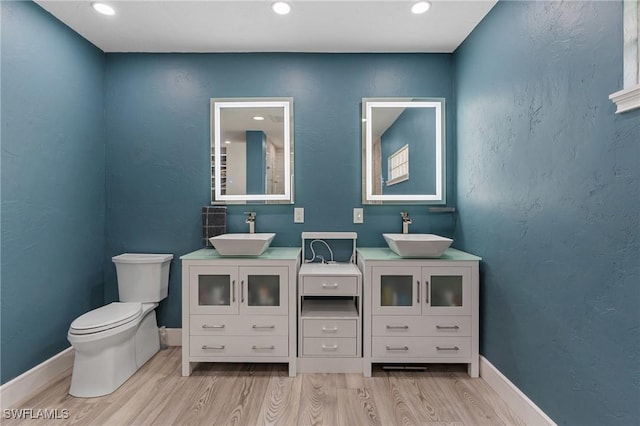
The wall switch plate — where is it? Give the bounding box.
[294,207,304,223]
[353,208,364,224]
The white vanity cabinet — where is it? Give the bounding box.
[181,248,300,377]
[357,247,480,377]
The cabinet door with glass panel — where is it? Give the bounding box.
[190,266,239,315]
[422,266,472,316]
[190,266,288,316]
[371,267,422,316]
[372,266,472,316]
[239,266,288,316]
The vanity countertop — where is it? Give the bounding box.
[357,247,481,261]
[181,247,301,261]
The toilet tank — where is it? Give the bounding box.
[112,253,173,302]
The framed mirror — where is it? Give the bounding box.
[211,98,294,204]
[362,97,445,204]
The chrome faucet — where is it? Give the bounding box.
[245,212,256,234]
[401,212,412,234]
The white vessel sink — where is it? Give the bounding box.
[209,233,276,256]
[383,233,453,258]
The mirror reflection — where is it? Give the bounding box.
[362,98,445,204]
[211,98,294,204]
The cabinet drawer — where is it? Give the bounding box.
[372,316,471,337]
[190,315,288,336]
[303,319,357,338]
[302,276,357,295]
[372,337,471,359]
[190,335,288,357]
[302,337,357,357]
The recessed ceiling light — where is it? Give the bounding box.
[225,140,231,144]
[411,1,431,14]
[253,116,265,121]
[92,2,115,16]
[272,1,291,15]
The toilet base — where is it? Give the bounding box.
[69,309,160,398]
[135,309,161,367]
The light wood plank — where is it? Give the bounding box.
[214,364,274,426]
[255,367,302,426]
[365,371,422,426]
[389,370,447,423]
[336,387,382,426]
[4,349,524,426]
[297,373,338,426]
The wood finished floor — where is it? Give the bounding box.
[6,347,524,426]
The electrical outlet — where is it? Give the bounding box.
[294,207,304,223]
[353,208,364,224]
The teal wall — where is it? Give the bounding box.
[454,1,640,424]
[2,4,638,424]
[0,1,105,383]
[103,53,456,326]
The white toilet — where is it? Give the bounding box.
[67,253,173,398]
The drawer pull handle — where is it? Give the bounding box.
[252,345,275,350]
[232,280,236,303]
[322,283,339,288]
[425,281,429,304]
[436,325,460,330]
[252,325,276,329]
[321,344,339,350]
[202,324,225,329]
[321,326,339,333]
[417,281,420,303]
[436,346,460,351]
[241,280,245,303]
[202,345,225,350]
[386,325,409,330]
[385,346,409,351]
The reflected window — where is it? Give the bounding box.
[387,144,409,186]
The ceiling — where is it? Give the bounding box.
[220,105,287,148]
[35,0,497,53]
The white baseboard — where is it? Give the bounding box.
[0,348,74,409]
[480,356,556,426]
[166,327,182,347]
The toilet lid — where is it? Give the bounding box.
[70,302,142,335]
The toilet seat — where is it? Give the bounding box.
[70,302,142,335]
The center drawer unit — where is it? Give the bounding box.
[297,232,362,373]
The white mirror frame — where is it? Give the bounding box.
[362,98,446,204]
[211,98,294,203]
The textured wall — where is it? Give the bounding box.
[0,2,105,383]
[454,1,640,424]
[104,53,457,327]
